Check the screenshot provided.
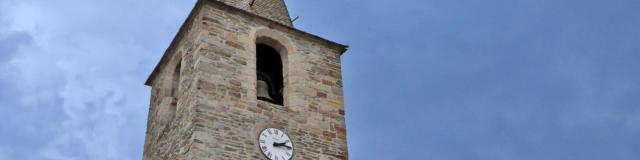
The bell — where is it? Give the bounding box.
[257,79,274,102]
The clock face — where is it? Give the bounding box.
[259,128,294,160]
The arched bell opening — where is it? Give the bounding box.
[256,44,284,105]
[171,61,181,100]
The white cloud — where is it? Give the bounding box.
[0,0,195,159]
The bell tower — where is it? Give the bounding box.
[143,0,348,159]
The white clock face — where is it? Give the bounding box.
[259,128,294,160]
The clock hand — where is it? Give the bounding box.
[273,142,292,150]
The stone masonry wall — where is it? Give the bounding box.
[214,0,292,26]
[144,1,347,159]
[143,4,204,159]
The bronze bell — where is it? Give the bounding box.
[257,79,274,102]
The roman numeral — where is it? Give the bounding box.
[260,140,265,144]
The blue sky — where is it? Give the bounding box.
[1,0,639,159]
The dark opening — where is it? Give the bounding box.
[171,62,181,99]
[256,44,284,105]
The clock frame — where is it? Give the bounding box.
[258,128,294,160]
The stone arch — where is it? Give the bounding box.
[252,27,296,74]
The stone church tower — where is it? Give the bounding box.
[142,0,348,159]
